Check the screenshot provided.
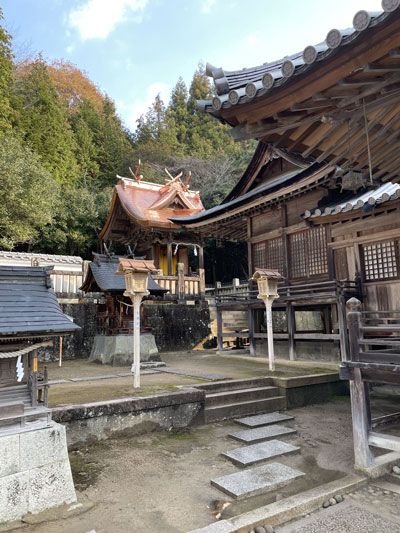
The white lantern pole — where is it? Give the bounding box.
[132,293,142,388]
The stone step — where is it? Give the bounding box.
[386,472,400,486]
[205,386,280,407]
[235,412,294,428]
[211,462,305,499]
[205,396,287,424]
[228,424,296,444]
[194,377,274,394]
[222,439,300,467]
[372,480,400,495]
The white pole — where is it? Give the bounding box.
[132,293,142,388]
[265,297,275,371]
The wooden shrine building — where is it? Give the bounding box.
[0,266,79,433]
[179,2,400,472]
[99,167,205,276]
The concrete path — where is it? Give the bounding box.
[222,440,300,467]
[211,462,305,499]
[229,424,296,444]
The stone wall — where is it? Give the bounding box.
[0,423,76,523]
[52,389,205,446]
[143,301,210,352]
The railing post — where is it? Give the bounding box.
[346,297,362,362]
[248,306,256,356]
[232,278,239,294]
[43,365,49,407]
[199,268,205,298]
[216,304,223,352]
[286,302,296,361]
[177,262,185,300]
[31,349,38,408]
[337,282,349,361]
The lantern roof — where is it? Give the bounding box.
[250,269,285,281]
[116,258,157,274]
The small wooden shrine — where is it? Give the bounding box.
[81,253,167,335]
[99,166,205,275]
[0,265,80,432]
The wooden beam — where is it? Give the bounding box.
[368,431,400,453]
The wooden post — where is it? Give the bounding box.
[31,349,38,408]
[248,306,256,356]
[232,278,239,294]
[59,336,63,367]
[177,262,185,300]
[216,306,223,352]
[286,302,296,361]
[265,298,275,371]
[337,286,349,361]
[199,246,204,270]
[346,297,362,362]
[43,366,49,407]
[167,242,172,276]
[199,268,205,298]
[350,367,374,468]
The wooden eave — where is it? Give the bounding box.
[214,14,400,184]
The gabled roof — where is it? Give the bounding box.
[99,175,204,242]
[0,251,82,265]
[0,266,80,338]
[80,254,168,294]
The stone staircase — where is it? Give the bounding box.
[0,384,31,407]
[193,378,286,423]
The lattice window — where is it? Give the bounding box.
[253,242,266,269]
[362,240,399,281]
[266,237,284,272]
[289,227,328,279]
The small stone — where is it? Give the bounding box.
[329,498,337,505]
[263,525,274,533]
[255,528,266,533]
[392,465,400,475]
[334,495,343,503]
[384,490,391,495]
[323,500,330,508]
[368,488,375,493]
[372,499,380,504]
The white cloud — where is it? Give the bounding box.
[200,0,216,14]
[117,81,170,131]
[68,0,148,40]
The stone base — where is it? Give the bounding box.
[0,423,76,523]
[89,333,160,366]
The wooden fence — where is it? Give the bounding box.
[152,264,205,299]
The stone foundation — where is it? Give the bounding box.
[0,423,76,523]
[89,333,160,366]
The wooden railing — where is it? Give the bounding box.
[152,264,205,299]
[339,298,400,469]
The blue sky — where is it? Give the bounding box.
[1,0,382,132]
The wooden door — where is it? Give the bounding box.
[0,358,17,387]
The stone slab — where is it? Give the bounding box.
[0,434,19,477]
[158,367,230,381]
[117,370,160,377]
[89,333,159,365]
[211,462,305,499]
[189,520,233,533]
[235,412,294,428]
[70,374,117,382]
[48,379,68,385]
[222,440,300,467]
[28,459,76,514]
[20,423,69,471]
[229,425,296,444]
[0,471,29,523]
[372,480,400,495]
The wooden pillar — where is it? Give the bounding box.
[199,246,204,270]
[350,367,374,468]
[167,242,172,276]
[199,268,205,298]
[286,302,296,361]
[31,349,38,408]
[337,291,349,361]
[177,262,185,300]
[248,306,256,356]
[216,306,223,352]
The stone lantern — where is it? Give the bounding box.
[249,269,284,371]
[116,258,157,388]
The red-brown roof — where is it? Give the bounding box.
[99,176,204,240]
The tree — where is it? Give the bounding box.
[13,58,79,184]
[0,9,13,134]
[0,134,59,249]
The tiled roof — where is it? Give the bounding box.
[304,182,400,218]
[80,254,168,294]
[200,4,399,113]
[0,251,82,264]
[0,266,80,338]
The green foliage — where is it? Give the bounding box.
[0,134,59,249]
[0,9,13,134]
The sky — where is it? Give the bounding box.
[1,0,383,132]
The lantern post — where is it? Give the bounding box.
[249,269,284,371]
[116,258,157,388]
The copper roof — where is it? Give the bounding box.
[99,175,204,241]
